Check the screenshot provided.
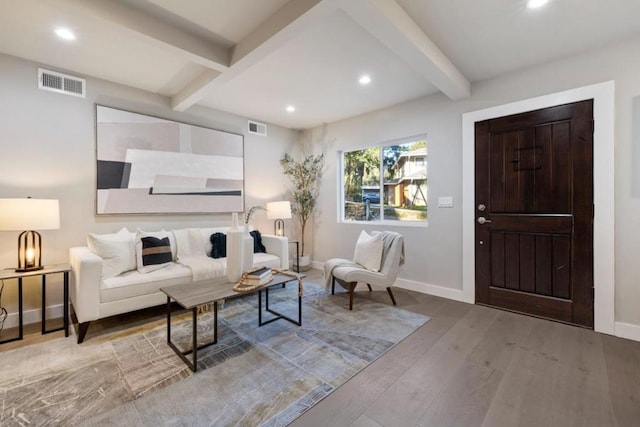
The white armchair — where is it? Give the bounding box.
[324,231,404,310]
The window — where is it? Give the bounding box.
[341,137,428,224]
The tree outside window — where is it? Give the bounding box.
[342,138,427,223]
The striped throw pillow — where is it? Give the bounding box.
[135,230,175,273]
[141,236,172,266]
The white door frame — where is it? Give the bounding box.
[461,81,615,335]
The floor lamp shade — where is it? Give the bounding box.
[0,198,60,271]
[266,201,292,237]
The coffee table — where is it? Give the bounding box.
[160,272,303,372]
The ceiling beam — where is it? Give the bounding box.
[341,0,470,100]
[171,69,221,112]
[230,0,331,66]
[172,0,335,112]
[52,0,230,72]
[68,0,468,112]
[173,0,469,112]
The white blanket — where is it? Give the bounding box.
[323,258,360,289]
[173,229,224,281]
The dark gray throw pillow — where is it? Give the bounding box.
[210,232,227,258]
[250,230,266,253]
[141,236,172,266]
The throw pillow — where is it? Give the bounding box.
[353,230,383,272]
[135,229,175,273]
[250,230,266,253]
[210,232,227,259]
[140,236,172,266]
[87,227,136,279]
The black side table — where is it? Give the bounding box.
[0,263,70,344]
[288,240,300,273]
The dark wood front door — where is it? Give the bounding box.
[475,100,594,328]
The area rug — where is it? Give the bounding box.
[0,280,429,426]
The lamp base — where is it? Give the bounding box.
[274,219,285,236]
[17,230,43,272]
[15,265,44,273]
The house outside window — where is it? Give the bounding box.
[341,137,427,224]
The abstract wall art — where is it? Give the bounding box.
[96,105,244,214]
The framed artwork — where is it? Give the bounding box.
[95,105,244,214]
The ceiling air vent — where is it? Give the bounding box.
[38,68,86,98]
[248,120,267,136]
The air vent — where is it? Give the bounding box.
[248,120,267,136]
[38,68,86,98]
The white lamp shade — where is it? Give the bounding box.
[266,201,292,219]
[0,198,60,231]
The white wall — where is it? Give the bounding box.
[309,35,640,336]
[0,53,298,323]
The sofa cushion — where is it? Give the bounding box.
[135,229,176,273]
[100,263,193,303]
[210,232,227,258]
[141,236,172,264]
[87,227,136,279]
[200,227,234,256]
[250,230,267,253]
[252,252,280,269]
[353,230,383,272]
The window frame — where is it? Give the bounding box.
[338,134,429,227]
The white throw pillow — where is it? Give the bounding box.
[135,229,176,274]
[87,227,136,279]
[353,230,383,272]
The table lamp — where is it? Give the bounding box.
[266,201,292,237]
[0,198,60,271]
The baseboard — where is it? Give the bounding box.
[1,304,64,329]
[310,260,323,270]
[615,321,640,342]
[312,259,467,303]
[394,278,467,303]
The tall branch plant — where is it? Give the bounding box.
[280,153,324,256]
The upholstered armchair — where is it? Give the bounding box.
[324,231,404,310]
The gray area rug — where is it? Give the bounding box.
[0,281,429,426]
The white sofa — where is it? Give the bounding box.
[69,227,288,343]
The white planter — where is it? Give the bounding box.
[242,224,254,273]
[296,255,311,272]
[226,213,244,282]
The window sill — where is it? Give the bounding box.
[340,219,428,228]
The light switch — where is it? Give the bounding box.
[438,196,454,208]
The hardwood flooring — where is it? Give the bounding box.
[2,269,639,426]
[291,271,640,427]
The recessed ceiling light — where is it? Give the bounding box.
[55,27,76,41]
[286,105,295,113]
[359,75,371,85]
[527,0,549,9]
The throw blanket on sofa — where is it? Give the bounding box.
[173,228,224,281]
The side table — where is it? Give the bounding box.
[289,240,300,273]
[0,263,70,344]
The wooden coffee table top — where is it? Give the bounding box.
[160,272,303,309]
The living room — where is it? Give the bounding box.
[1,0,640,425]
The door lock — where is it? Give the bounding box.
[478,204,486,211]
[477,216,492,225]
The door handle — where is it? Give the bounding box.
[477,216,492,225]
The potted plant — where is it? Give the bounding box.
[280,153,324,270]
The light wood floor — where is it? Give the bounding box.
[2,270,639,426]
[292,273,640,427]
